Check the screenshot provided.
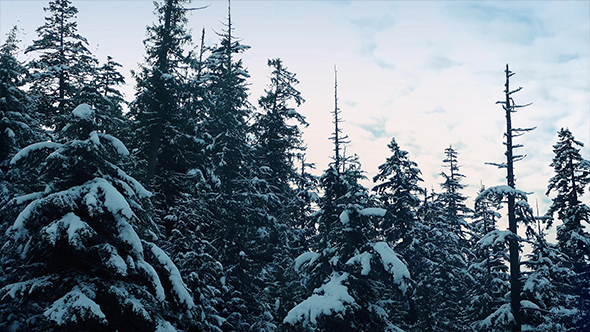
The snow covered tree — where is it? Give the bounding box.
[129,0,199,188]
[372,137,423,249]
[438,145,472,239]
[283,76,411,332]
[486,64,535,331]
[545,128,590,330]
[521,226,577,332]
[284,158,412,332]
[77,56,128,136]
[0,103,195,331]
[252,58,307,207]
[467,185,511,331]
[0,26,49,205]
[25,0,98,125]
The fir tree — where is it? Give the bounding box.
[468,185,511,331]
[372,137,423,248]
[545,128,590,330]
[0,103,195,331]
[438,145,472,238]
[25,0,98,125]
[283,76,411,332]
[0,26,49,205]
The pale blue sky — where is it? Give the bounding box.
[2,0,589,232]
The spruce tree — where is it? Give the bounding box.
[545,128,590,330]
[408,147,473,332]
[25,0,98,125]
[0,26,49,206]
[283,73,411,332]
[468,185,511,331]
[372,137,423,248]
[0,103,194,331]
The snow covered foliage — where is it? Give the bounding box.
[521,229,578,331]
[406,149,475,332]
[0,26,49,178]
[285,153,412,332]
[25,0,99,125]
[0,104,193,331]
[468,185,511,332]
[545,128,590,330]
[372,137,423,249]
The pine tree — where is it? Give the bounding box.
[283,74,411,332]
[521,225,577,332]
[25,0,98,125]
[129,0,198,188]
[545,128,590,330]
[468,185,511,331]
[372,137,423,248]
[0,103,195,331]
[0,26,49,206]
[407,147,473,332]
[438,145,472,238]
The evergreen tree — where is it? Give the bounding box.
[438,145,472,238]
[0,26,49,205]
[408,147,473,332]
[129,1,224,331]
[521,226,577,332]
[129,0,198,188]
[468,185,511,331]
[283,76,411,332]
[372,137,423,248]
[0,103,194,331]
[25,0,98,125]
[545,128,590,330]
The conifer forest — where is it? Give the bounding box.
[1,1,589,331]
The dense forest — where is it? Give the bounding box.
[0,1,589,331]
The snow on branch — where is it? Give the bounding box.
[372,242,410,293]
[283,272,354,326]
[10,141,62,165]
[476,185,530,202]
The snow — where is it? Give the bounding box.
[5,127,15,138]
[12,191,43,205]
[99,133,130,156]
[339,210,350,224]
[284,272,354,325]
[44,286,106,325]
[295,252,320,270]
[480,303,514,328]
[116,168,152,198]
[89,131,100,145]
[10,141,62,164]
[520,300,540,310]
[477,185,529,200]
[346,251,372,275]
[372,242,410,292]
[359,208,387,217]
[480,230,514,248]
[156,320,178,332]
[105,244,128,276]
[149,243,195,308]
[43,212,94,248]
[2,276,53,299]
[72,103,94,120]
[137,259,166,301]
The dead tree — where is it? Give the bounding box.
[488,64,534,332]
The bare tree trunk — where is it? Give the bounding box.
[503,63,521,332]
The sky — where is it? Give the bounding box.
[1,0,589,234]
